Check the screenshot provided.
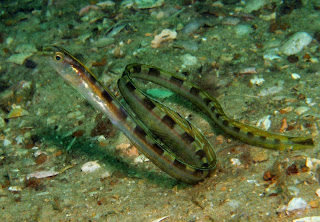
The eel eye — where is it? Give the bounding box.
[54,52,64,61]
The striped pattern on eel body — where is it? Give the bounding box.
[46,46,314,184]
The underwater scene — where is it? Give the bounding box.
[1,0,320,221]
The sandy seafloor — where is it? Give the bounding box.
[1,0,320,221]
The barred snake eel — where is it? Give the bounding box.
[46,46,314,184]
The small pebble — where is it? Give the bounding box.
[306,158,320,170]
[276,205,287,213]
[134,155,149,163]
[230,158,241,166]
[8,186,22,192]
[182,20,204,35]
[181,54,198,66]
[309,200,319,208]
[93,37,115,48]
[6,37,14,45]
[305,98,313,105]
[239,67,257,74]
[286,164,299,175]
[316,188,320,198]
[3,139,11,146]
[286,197,307,211]
[234,24,253,36]
[247,179,260,186]
[221,17,240,26]
[116,143,131,150]
[263,48,281,61]
[250,76,264,86]
[7,105,29,118]
[15,135,25,144]
[215,135,224,144]
[27,170,59,179]
[279,106,294,114]
[243,0,267,13]
[35,153,48,165]
[176,23,183,31]
[251,150,268,163]
[97,1,115,8]
[288,186,300,196]
[67,111,82,119]
[81,161,101,173]
[135,0,164,9]
[294,106,310,115]
[281,32,313,56]
[256,115,271,130]
[220,54,233,62]
[291,73,300,79]
[310,57,319,63]
[100,170,112,179]
[263,170,275,181]
[293,216,320,222]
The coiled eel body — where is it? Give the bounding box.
[46,46,314,184]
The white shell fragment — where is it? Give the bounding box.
[234,24,253,36]
[286,197,308,212]
[93,37,115,48]
[7,104,29,118]
[239,67,257,74]
[306,158,320,170]
[230,158,241,166]
[316,188,320,198]
[27,170,59,179]
[221,17,240,26]
[281,32,313,56]
[250,76,265,86]
[294,106,310,115]
[3,139,11,146]
[8,186,22,192]
[81,161,101,173]
[293,216,320,222]
[15,135,25,144]
[263,48,281,61]
[152,216,170,222]
[306,98,313,105]
[256,115,271,130]
[291,73,301,80]
[134,154,149,163]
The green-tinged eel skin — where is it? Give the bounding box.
[45,46,314,184]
